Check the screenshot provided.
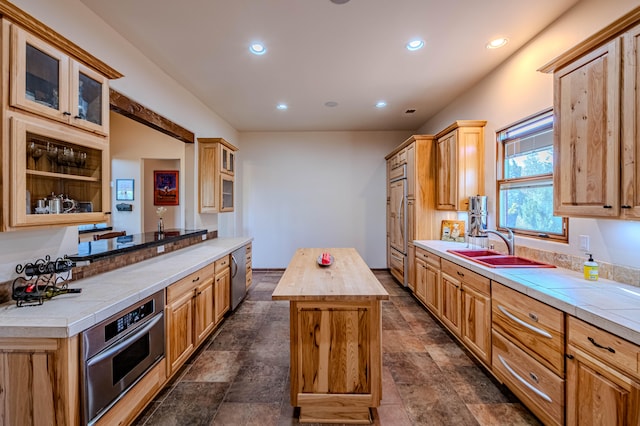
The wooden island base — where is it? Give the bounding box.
[273,248,389,424]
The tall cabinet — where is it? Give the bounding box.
[385,135,436,288]
[198,138,238,213]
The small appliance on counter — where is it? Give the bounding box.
[467,195,488,247]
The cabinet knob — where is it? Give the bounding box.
[566,354,574,360]
[528,313,539,322]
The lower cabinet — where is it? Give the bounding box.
[414,247,441,316]
[214,255,231,324]
[440,259,491,365]
[165,262,216,377]
[566,316,640,425]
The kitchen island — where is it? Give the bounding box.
[272,248,389,424]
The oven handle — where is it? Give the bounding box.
[87,313,163,367]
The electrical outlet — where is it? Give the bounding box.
[202,234,207,241]
[579,235,590,251]
[157,245,165,254]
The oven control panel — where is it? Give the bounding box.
[105,299,155,342]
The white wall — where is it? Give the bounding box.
[240,131,411,268]
[417,0,640,268]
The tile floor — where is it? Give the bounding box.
[133,270,542,425]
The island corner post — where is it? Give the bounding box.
[272,248,390,424]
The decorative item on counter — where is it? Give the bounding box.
[317,252,333,266]
[441,220,466,242]
[583,253,599,281]
[12,255,81,307]
[156,206,167,234]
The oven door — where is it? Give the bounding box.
[84,312,164,424]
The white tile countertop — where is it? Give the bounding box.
[415,240,640,346]
[0,237,252,339]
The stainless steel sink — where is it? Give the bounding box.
[447,249,555,268]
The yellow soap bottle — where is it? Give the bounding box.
[583,253,599,281]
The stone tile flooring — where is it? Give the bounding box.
[133,270,542,425]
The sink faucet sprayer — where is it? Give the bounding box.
[482,228,515,255]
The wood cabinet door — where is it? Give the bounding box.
[425,264,440,316]
[436,131,457,210]
[622,24,640,220]
[440,272,462,336]
[566,344,640,426]
[462,284,491,365]
[198,142,218,213]
[166,290,195,375]
[194,277,215,346]
[414,256,427,303]
[553,39,621,218]
[214,268,230,324]
[388,179,405,251]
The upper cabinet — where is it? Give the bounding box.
[198,138,238,213]
[10,25,110,135]
[540,8,640,220]
[435,121,486,211]
[0,11,122,232]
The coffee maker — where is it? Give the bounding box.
[467,195,488,247]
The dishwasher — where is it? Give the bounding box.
[230,246,247,310]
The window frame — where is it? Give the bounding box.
[495,108,568,243]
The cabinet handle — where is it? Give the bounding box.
[587,337,616,353]
[529,372,539,383]
[528,313,539,322]
[497,305,552,339]
[74,115,82,119]
[62,111,71,116]
[497,355,552,403]
[456,271,465,277]
[621,205,632,209]
[603,205,613,209]
[192,276,200,283]
[566,354,574,360]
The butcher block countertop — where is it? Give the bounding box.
[272,248,389,301]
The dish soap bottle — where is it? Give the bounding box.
[583,253,599,281]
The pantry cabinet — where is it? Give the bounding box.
[198,138,238,213]
[566,316,640,425]
[435,121,486,211]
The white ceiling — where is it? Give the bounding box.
[80,0,580,132]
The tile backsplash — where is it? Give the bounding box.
[516,246,640,287]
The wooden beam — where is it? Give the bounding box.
[0,0,122,79]
[110,89,195,144]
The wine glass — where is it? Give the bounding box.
[29,142,43,170]
[46,143,58,173]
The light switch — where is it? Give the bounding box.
[579,235,590,251]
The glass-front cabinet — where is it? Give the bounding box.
[10,25,109,135]
[10,117,110,228]
[220,175,234,212]
[198,137,238,213]
[220,144,235,175]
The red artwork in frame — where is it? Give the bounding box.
[154,170,179,206]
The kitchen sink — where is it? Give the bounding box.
[447,249,555,268]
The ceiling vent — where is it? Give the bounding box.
[405,109,416,114]
[330,0,351,3]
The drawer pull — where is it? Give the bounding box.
[457,271,465,277]
[498,355,552,403]
[192,276,200,283]
[498,305,552,339]
[588,337,616,353]
[528,313,539,322]
[529,372,539,383]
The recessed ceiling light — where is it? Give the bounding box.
[276,103,287,110]
[249,42,266,55]
[406,39,425,51]
[486,37,508,49]
[324,101,338,107]
[375,101,387,108]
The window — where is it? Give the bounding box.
[496,109,567,242]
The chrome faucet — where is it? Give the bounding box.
[482,228,515,255]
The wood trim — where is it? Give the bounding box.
[538,5,640,73]
[110,89,195,144]
[198,137,238,152]
[0,0,123,79]
[385,134,434,160]
[434,120,487,139]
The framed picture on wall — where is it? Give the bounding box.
[115,179,134,201]
[154,170,179,206]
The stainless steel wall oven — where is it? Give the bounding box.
[81,290,165,425]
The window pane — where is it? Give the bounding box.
[504,128,553,178]
[499,179,563,235]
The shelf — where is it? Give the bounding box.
[26,169,100,182]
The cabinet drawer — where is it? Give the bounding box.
[415,247,440,269]
[389,163,405,180]
[167,262,215,302]
[215,255,229,273]
[492,330,564,426]
[389,248,404,283]
[492,282,564,376]
[568,316,640,379]
[442,259,489,295]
